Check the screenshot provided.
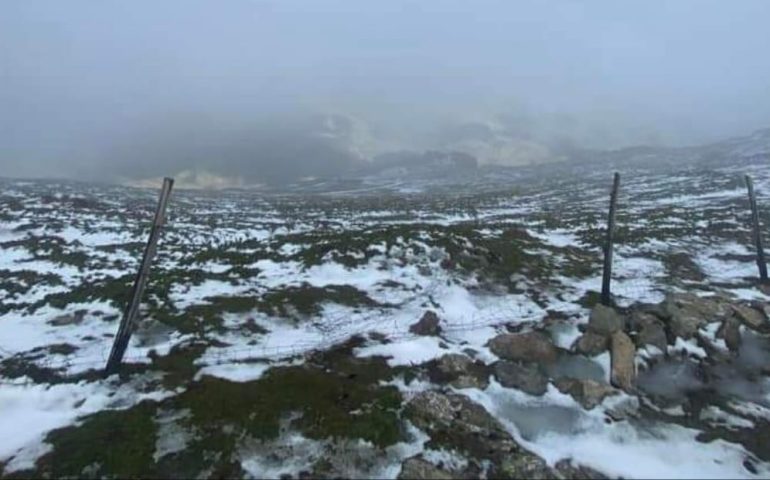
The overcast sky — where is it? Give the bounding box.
[2,0,770,181]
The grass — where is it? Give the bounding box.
[14,341,405,478]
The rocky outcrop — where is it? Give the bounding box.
[554,459,609,479]
[732,304,767,330]
[397,457,454,480]
[554,378,618,409]
[610,332,636,391]
[493,361,548,396]
[634,315,668,352]
[716,316,742,352]
[410,311,442,336]
[404,391,554,478]
[427,353,489,389]
[488,331,558,364]
[573,332,608,357]
[661,293,731,339]
[586,305,625,336]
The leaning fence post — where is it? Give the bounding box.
[600,172,620,306]
[105,177,174,376]
[745,175,768,284]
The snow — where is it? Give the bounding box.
[0,377,173,472]
[355,336,449,367]
[2,160,770,477]
[527,228,581,248]
[195,362,272,382]
[462,381,766,480]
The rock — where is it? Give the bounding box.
[555,459,609,479]
[664,303,705,340]
[586,305,624,336]
[604,395,640,421]
[628,311,661,331]
[404,391,553,476]
[428,353,490,389]
[635,319,668,352]
[48,310,87,326]
[610,331,636,391]
[410,311,442,336]
[573,332,608,356]
[494,455,558,480]
[397,457,454,480]
[554,377,618,409]
[716,316,742,352]
[493,361,548,396]
[732,304,767,330]
[662,293,731,339]
[695,332,732,364]
[487,331,558,365]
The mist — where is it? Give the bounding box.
[2,0,770,184]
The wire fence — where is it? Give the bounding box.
[2,170,768,387]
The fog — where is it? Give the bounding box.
[2,0,770,184]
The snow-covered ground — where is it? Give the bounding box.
[1,158,769,478]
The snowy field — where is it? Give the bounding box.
[1,158,770,478]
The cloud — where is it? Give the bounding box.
[2,0,770,181]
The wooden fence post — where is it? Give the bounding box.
[601,172,620,306]
[745,175,768,284]
[105,177,174,376]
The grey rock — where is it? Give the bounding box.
[629,311,661,331]
[610,331,636,391]
[398,457,454,480]
[554,377,618,409]
[410,310,442,336]
[494,455,558,480]
[574,331,608,356]
[662,293,731,339]
[49,310,87,326]
[488,331,558,365]
[716,316,742,352]
[732,304,767,330]
[587,305,625,336]
[554,459,609,479]
[605,395,640,422]
[405,391,553,476]
[635,319,668,352]
[493,361,548,396]
[429,353,489,389]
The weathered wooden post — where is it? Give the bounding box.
[600,172,620,306]
[745,175,768,284]
[105,177,174,376]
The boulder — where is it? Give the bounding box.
[604,395,641,421]
[732,304,767,331]
[410,311,442,336]
[428,353,489,389]
[586,305,624,336]
[628,311,661,331]
[554,377,618,409]
[397,457,454,480]
[554,459,609,480]
[48,310,87,326]
[664,304,705,340]
[635,319,668,352]
[662,293,731,339]
[716,316,742,352]
[493,361,548,396]
[574,332,608,356]
[404,391,553,477]
[610,331,636,391]
[487,331,558,365]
